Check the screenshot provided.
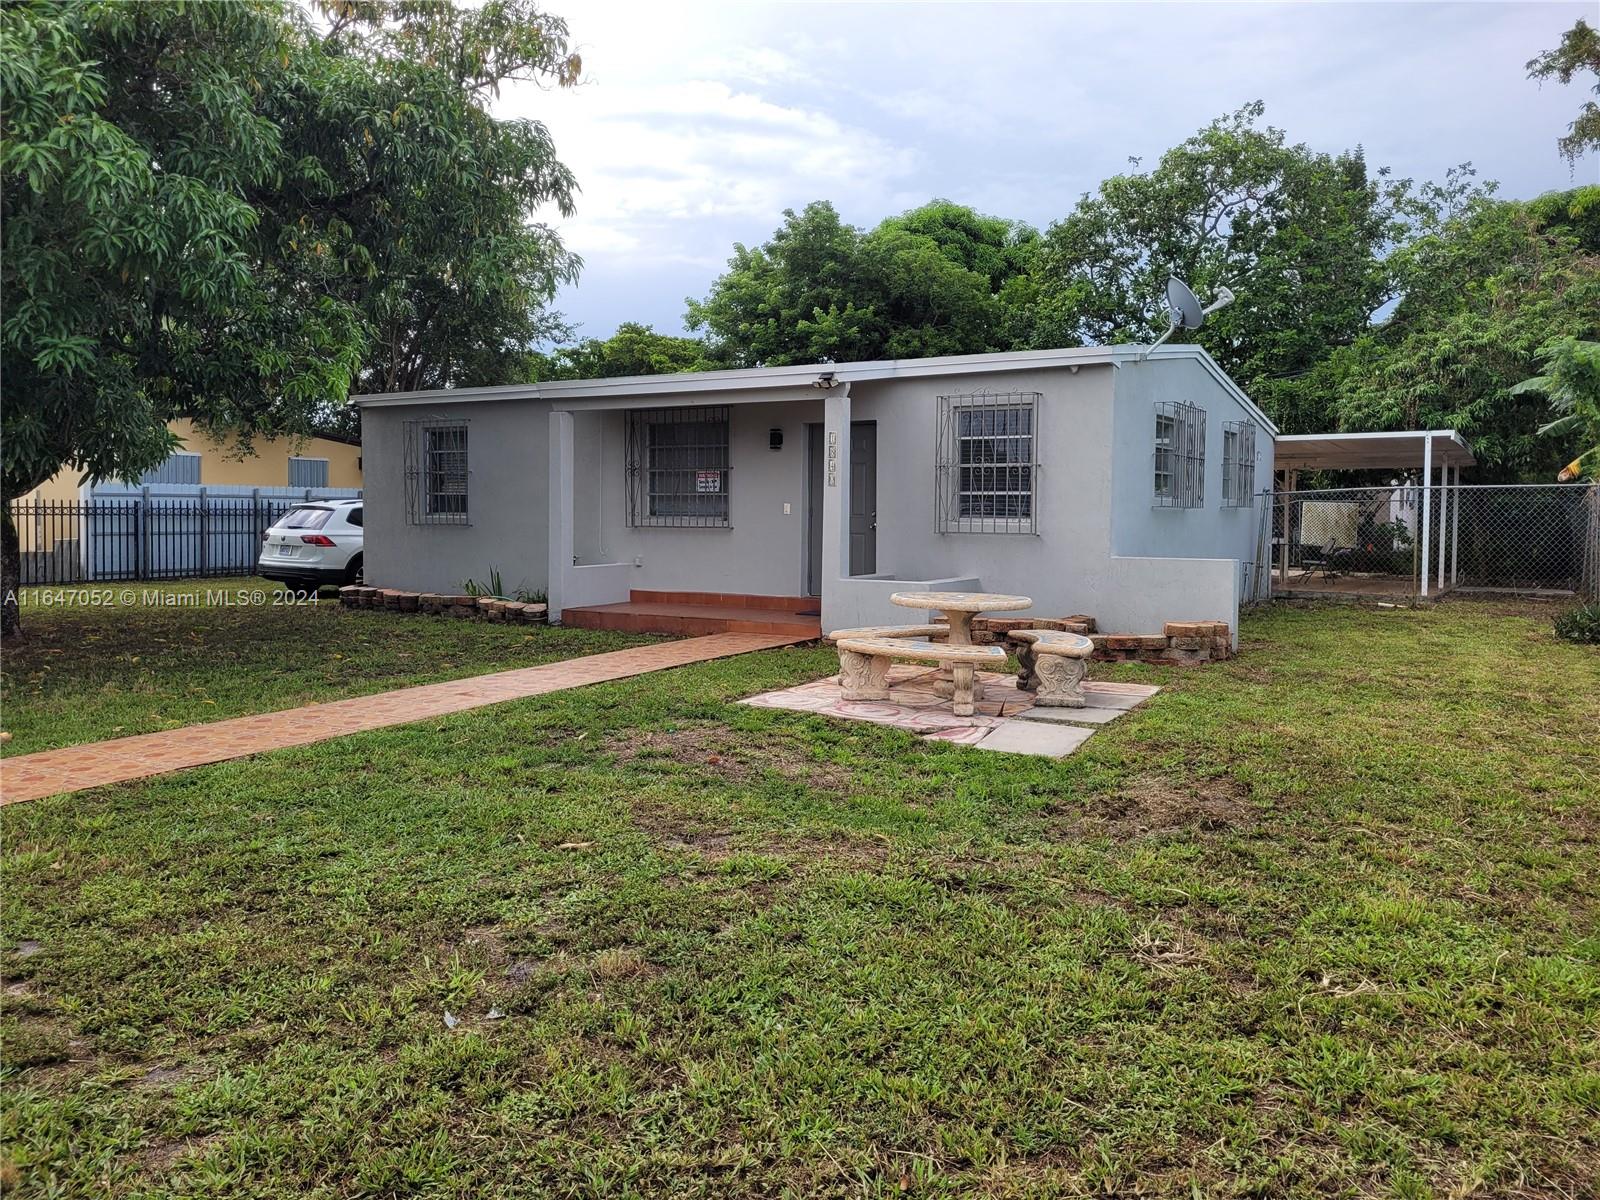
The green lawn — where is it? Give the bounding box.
[0,578,659,754]
[3,601,1597,1197]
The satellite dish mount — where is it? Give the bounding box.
[1146,275,1235,353]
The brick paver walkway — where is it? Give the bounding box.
[0,633,806,806]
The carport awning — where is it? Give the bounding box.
[1274,430,1476,472]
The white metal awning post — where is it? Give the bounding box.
[1436,455,1449,592]
[1450,464,1461,585]
[1419,435,1433,598]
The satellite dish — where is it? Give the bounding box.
[1166,276,1205,329]
[1147,275,1236,352]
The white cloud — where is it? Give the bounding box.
[492,0,1598,338]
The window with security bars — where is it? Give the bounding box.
[404,419,469,525]
[935,391,1040,534]
[1153,401,1205,509]
[1222,419,1256,507]
[626,406,730,527]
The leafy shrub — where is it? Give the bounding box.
[1553,602,1600,643]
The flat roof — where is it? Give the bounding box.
[350,344,1279,435]
[1274,430,1476,471]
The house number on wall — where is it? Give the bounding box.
[826,431,839,486]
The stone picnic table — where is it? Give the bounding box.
[888,590,1033,647]
[889,590,1033,696]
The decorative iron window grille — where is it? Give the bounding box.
[935,391,1040,534]
[626,406,731,527]
[1222,419,1256,507]
[404,419,469,525]
[1153,400,1205,509]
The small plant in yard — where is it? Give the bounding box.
[1553,600,1600,643]
[461,569,543,603]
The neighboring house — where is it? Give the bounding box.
[353,345,1276,641]
[26,418,362,503]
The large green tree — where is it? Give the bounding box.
[1526,17,1600,165]
[1028,103,1401,434]
[532,323,709,380]
[1,0,580,634]
[685,199,1038,367]
[1327,186,1600,480]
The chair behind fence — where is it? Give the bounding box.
[1251,482,1599,603]
[13,488,359,586]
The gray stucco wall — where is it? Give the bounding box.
[362,398,552,596]
[572,398,823,596]
[1108,355,1274,566]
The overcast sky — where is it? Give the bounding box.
[496,1,1599,342]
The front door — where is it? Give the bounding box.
[849,421,877,576]
[805,423,825,596]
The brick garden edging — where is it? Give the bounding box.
[339,586,548,625]
[965,615,1233,664]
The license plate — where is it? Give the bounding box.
[278,545,297,557]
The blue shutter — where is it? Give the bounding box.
[140,453,202,485]
[288,457,329,488]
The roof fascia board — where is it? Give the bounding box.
[349,345,1148,408]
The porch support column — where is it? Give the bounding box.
[1419,435,1433,598]
[547,410,575,622]
[820,385,854,586]
[1436,454,1449,592]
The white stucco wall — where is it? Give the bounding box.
[362,398,551,596]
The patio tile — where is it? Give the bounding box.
[974,721,1096,757]
[1015,704,1129,725]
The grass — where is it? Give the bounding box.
[0,578,659,754]
[3,600,1598,1197]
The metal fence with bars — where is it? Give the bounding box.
[12,488,359,585]
[1248,482,1600,603]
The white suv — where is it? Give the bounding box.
[258,499,364,588]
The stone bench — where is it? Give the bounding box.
[834,636,1005,717]
[822,623,946,646]
[1007,629,1093,708]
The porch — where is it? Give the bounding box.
[1259,431,1600,603]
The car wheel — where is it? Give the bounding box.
[344,554,364,585]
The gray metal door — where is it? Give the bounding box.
[806,423,825,595]
[849,421,876,576]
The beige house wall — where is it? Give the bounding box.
[25,419,362,501]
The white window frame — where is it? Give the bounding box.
[1222,420,1257,507]
[1153,401,1205,509]
[404,419,470,526]
[935,391,1040,535]
[626,406,731,528]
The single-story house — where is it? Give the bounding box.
[352,344,1277,641]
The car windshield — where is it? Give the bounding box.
[279,506,333,530]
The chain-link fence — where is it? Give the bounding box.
[10,491,354,585]
[1249,483,1600,603]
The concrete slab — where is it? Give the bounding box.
[974,721,1095,758]
[1015,705,1127,725]
[1079,681,1160,710]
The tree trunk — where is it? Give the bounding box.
[2,502,21,640]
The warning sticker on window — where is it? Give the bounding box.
[696,472,721,493]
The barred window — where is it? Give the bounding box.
[626,406,730,527]
[404,419,469,525]
[1153,401,1205,509]
[1222,420,1257,507]
[936,391,1040,534]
